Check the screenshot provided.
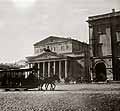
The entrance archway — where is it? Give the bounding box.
[95,62,107,81]
[116,59,120,80]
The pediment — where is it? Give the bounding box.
[35,53,62,60]
[27,51,66,62]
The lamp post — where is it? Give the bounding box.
[110,9,117,80]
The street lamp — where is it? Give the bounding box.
[110,9,117,80]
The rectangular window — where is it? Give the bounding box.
[98,43,103,56]
[54,47,55,51]
[66,45,69,50]
[61,46,65,51]
[35,48,39,54]
[40,49,41,52]
[51,47,53,51]
[116,31,120,42]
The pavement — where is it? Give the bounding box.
[0,83,120,111]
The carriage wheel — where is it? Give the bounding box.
[5,88,10,91]
[15,88,20,91]
[24,88,28,91]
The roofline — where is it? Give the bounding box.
[87,10,120,22]
[33,36,89,46]
[71,39,89,45]
[33,36,68,46]
[34,39,71,46]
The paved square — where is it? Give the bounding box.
[0,84,120,111]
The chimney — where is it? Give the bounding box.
[112,9,115,13]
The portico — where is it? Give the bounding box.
[26,51,70,80]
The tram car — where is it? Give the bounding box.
[0,63,60,91]
[0,67,40,91]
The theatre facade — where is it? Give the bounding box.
[26,36,90,82]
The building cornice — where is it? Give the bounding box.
[87,11,120,23]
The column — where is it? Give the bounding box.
[59,61,62,80]
[90,71,93,82]
[29,63,32,68]
[65,60,68,78]
[31,64,33,68]
[43,62,45,77]
[38,63,40,78]
[28,63,32,75]
[48,62,50,77]
[53,61,56,75]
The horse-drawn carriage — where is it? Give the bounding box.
[0,68,60,91]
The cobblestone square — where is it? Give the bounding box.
[0,84,120,111]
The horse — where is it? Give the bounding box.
[38,74,60,91]
[20,72,39,88]
[19,72,60,91]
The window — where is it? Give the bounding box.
[35,48,39,54]
[116,32,120,56]
[98,25,106,35]
[61,46,65,51]
[98,43,103,56]
[116,31,120,42]
[54,47,55,51]
[66,45,69,50]
[51,47,53,51]
[40,49,43,53]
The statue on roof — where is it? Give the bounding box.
[43,46,51,52]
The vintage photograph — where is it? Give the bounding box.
[0,0,120,111]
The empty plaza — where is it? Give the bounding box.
[0,83,120,111]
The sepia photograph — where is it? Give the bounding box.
[0,0,120,111]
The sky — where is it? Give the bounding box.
[0,0,120,63]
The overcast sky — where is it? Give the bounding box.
[0,0,120,63]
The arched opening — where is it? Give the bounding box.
[116,59,120,80]
[95,62,107,82]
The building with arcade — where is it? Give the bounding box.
[87,9,120,81]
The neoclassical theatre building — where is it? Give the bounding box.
[87,9,120,81]
[26,36,90,82]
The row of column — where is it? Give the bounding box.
[29,60,68,80]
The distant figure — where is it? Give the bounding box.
[32,63,38,73]
[27,73,37,83]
